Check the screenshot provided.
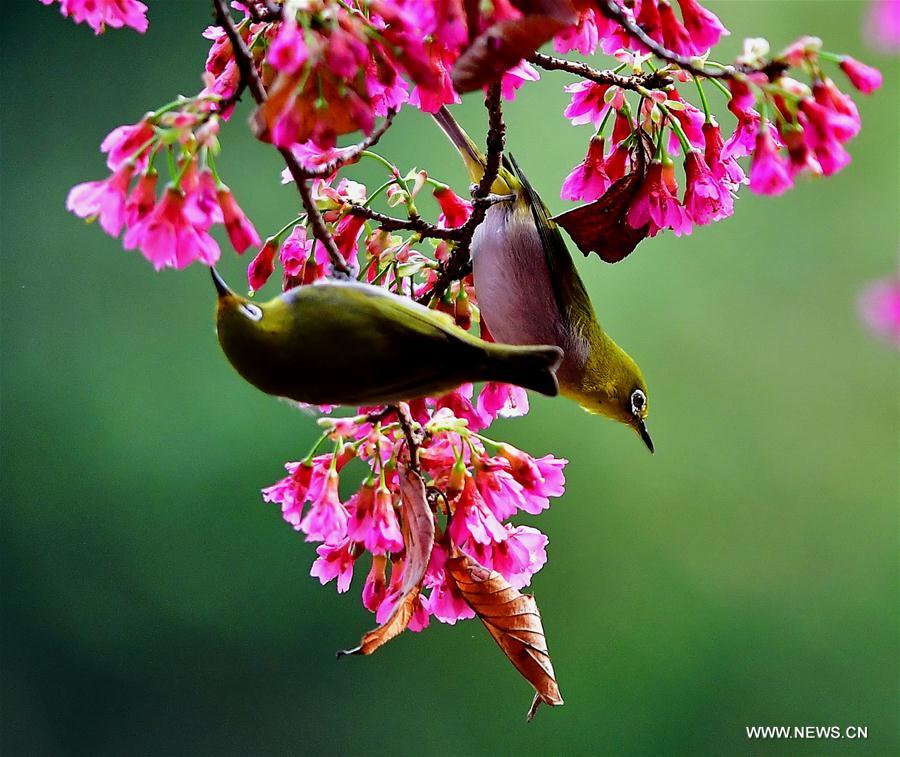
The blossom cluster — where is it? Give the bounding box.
[559,38,882,242]
[66,96,261,270]
[263,392,565,627]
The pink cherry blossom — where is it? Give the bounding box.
[683,151,734,225]
[299,469,349,544]
[449,477,508,546]
[248,237,280,292]
[122,185,220,270]
[497,447,567,515]
[859,276,900,346]
[476,382,529,421]
[561,136,611,202]
[839,56,883,94]
[748,126,793,195]
[474,458,526,521]
[100,119,154,171]
[865,0,900,52]
[702,121,747,190]
[554,8,603,55]
[658,0,694,56]
[500,60,540,102]
[434,187,471,228]
[676,0,728,54]
[347,482,404,555]
[627,161,693,238]
[41,0,148,35]
[563,81,612,128]
[217,186,261,254]
[362,556,388,612]
[467,525,548,589]
[310,539,357,593]
[124,170,158,226]
[261,456,331,528]
[66,162,134,237]
[268,17,309,75]
[435,384,488,431]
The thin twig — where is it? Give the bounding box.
[392,403,423,473]
[305,109,399,179]
[211,0,351,277]
[596,0,787,82]
[529,52,673,91]
[346,206,460,239]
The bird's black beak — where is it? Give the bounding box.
[210,266,234,299]
[636,417,654,453]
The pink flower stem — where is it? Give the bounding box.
[693,76,712,122]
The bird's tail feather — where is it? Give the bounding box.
[485,344,563,397]
[432,107,486,184]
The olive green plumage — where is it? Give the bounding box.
[432,107,653,451]
[211,269,563,406]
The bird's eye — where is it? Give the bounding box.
[630,389,646,414]
[240,303,263,321]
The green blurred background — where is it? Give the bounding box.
[2,2,898,755]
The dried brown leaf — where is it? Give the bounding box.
[452,0,578,92]
[338,466,435,656]
[552,169,650,263]
[452,17,568,92]
[446,555,563,719]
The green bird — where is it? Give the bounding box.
[210,268,563,407]
[433,107,653,451]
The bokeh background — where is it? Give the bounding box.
[2,2,898,755]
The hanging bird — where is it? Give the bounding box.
[210,268,562,407]
[432,108,654,451]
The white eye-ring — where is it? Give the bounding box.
[240,303,263,321]
[630,389,646,415]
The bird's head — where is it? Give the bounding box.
[211,266,268,332]
[211,267,296,399]
[567,340,654,453]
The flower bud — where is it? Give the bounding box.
[247,236,279,293]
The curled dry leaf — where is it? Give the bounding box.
[337,465,435,656]
[552,168,650,263]
[446,555,563,720]
[452,0,579,92]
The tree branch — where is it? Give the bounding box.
[596,0,787,82]
[392,403,423,473]
[346,206,460,240]
[212,0,351,277]
[529,52,673,91]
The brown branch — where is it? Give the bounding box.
[529,52,672,91]
[596,0,787,82]
[211,0,351,277]
[346,206,460,240]
[417,84,505,305]
[392,403,423,474]
[304,108,399,179]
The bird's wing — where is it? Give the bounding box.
[308,280,472,342]
[506,154,597,331]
